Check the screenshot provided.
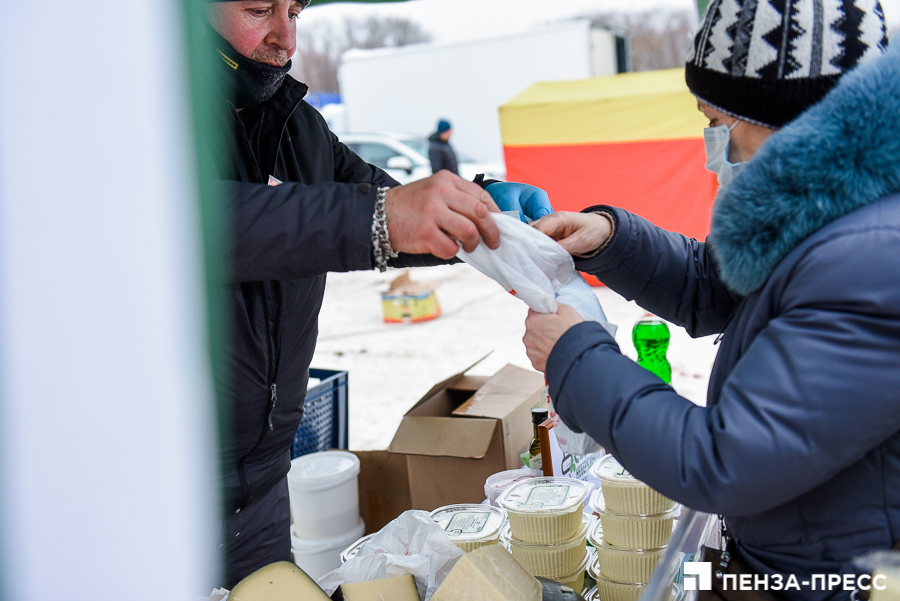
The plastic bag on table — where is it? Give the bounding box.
[457,213,613,456]
[317,510,464,601]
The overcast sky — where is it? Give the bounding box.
[302,0,900,44]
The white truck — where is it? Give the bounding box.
[337,19,628,164]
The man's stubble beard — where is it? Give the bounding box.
[250,46,291,67]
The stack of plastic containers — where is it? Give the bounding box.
[286,451,366,579]
[429,504,507,551]
[587,456,679,601]
[497,477,593,594]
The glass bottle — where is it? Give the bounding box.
[529,408,549,470]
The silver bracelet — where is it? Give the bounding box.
[371,187,398,272]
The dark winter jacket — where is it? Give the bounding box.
[211,76,441,511]
[546,47,900,600]
[428,132,458,175]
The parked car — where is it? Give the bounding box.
[339,132,506,185]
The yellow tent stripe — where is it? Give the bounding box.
[500,68,710,146]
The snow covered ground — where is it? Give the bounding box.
[311,264,719,451]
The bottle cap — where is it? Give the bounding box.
[532,408,549,424]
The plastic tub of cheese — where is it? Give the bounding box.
[549,550,591,595]
[587,517,666,583]
[588,558,646,601]
[590,490,677,549]
[508,514,590,577]
[498,477,591,544]
[595,542,667,583]
[484,468,543,506]
[590,455,676,515]
[430,504,506,552]
[584,577,680,601]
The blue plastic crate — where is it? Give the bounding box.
[291,368,349,459]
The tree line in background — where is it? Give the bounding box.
[292,9,700,94]
[585,10,697,72]
[290,16,432,93]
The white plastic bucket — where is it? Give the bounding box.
[484,468,543,506]
[291,518,365,581]
[287,450,361,540]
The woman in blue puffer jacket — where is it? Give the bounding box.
[521,1,899,599]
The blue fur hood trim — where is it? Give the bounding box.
[709,46,900,297]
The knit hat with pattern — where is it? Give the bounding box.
[685,0,889,128]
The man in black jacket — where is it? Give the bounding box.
[204,0,510,586]
[428,119,459,175]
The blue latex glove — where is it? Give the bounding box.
[485,182,553,223]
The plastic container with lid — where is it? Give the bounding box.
[508,514,590,577]
[590,455,676,515]
[339,533,375,564]
[590,489,677,549]
[287,450,361,540]
[430,504,506,552]
[588,557,646,601]
[583,580,681,601]
[548,550,591,595]
[498,477,592,544]
[594,542,667,584]
[484,468,542,506]
[587,517,666,583]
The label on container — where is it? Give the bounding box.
[592,455,639,482]
[445,511,492,536]
[523,484,570,508]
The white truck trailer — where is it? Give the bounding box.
[337,19,628,163]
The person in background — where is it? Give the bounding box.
[518,1,899,599]
[202,0,550,587]
[428,118,459,175]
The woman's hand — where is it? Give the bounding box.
[531,212,612,256]
[523,304,584,372]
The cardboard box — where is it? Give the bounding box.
[386,363,546,511]
[352,450,412,535]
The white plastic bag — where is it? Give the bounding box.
[457,213,616,333]
[457,214,614,456]
[317,510,464,600]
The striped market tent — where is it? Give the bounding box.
[499,68,718,282]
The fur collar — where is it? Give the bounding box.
[708,46,900,296]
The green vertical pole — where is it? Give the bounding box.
[180,0,229,579]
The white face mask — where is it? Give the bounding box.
[704,120,745,187]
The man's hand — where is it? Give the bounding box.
[385,171,500,259]
[531,212,612,256]
[485,182,553,223]
[523,304,584,373]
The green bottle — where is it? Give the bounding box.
[632,312,671,383]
